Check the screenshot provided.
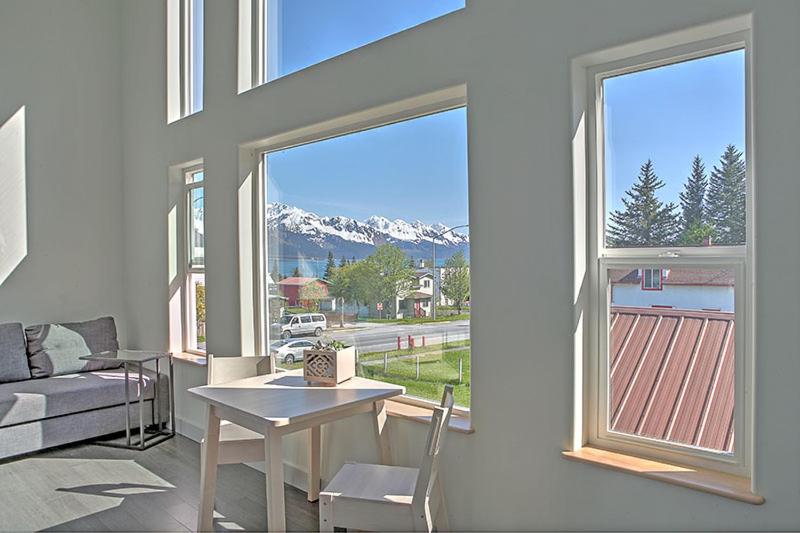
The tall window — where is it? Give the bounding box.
[185,167,206,353]
[260,106,471,409]
[589,40,752,474]
[169,0,203,120]
[250,0,464,86]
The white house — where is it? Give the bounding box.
[611,267,734,312]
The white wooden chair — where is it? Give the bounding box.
[202,354,275,465]
[319,385,455,532]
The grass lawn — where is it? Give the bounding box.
[358,339,471,362]
[359,348,470,408]
[361,313,469,325]
[276,341,472,407]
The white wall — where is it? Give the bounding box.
[0,0,127,336]
[118,1,800,530]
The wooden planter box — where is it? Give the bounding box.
[303,346,356,386]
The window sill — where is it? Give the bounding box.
[562,446,762,505]
[172,352,207,366]
[386,400,474,434]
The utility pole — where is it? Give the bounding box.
[431,224,469,320]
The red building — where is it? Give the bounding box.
[277,277,332,308]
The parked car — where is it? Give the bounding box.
[274,312,327,339]
[269,339,317,365]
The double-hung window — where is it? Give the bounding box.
[585,30,754,477]
[185,167,206,353]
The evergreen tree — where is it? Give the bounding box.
[679,156,707,231]
[270,259,282,283]
[679,155,713,245]
[607,160,680,247]
[323,251,336,280]
[291,266,302,278]
[706,144,746,245]
[339,256,348,268]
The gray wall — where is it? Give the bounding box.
[0,0,126,338]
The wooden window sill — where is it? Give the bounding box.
[562,446,763,505]
[386,400,474,434]
[172,352,207,366]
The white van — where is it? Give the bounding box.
[276,313,327,339]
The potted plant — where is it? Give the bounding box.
[303,339,356,386]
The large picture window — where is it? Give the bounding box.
[259,105,471,409]
[249,0,464,87]
[588,37,753,474]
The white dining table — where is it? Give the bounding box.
[188,370,405,532]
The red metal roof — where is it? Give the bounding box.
[277,277,329,286]
[609,305,735,453]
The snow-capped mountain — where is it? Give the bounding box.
[266,203,469,260]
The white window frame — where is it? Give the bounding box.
[238,86,471,417]
[581,26,755,477]
[180,0,202,117]
[183,165,206,355]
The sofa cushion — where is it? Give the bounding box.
[25,316,122,378]
[0,368,161,428]
[0,323,30,383]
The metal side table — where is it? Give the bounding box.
[80,350,175,450]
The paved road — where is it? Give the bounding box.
[327,320,470,354]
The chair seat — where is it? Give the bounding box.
[322,462,419,505]
[219,420,263,442]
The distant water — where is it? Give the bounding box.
[269,257,329,278]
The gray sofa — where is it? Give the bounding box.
[0,317,168,460]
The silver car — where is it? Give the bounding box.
[269,339,316,365]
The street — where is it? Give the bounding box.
[326,319,470,354]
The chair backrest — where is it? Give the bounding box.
[412,385,455,508]
[207,354,274,385]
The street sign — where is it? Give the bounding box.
[376,302,383,311]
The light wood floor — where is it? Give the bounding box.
[0,435,319,532]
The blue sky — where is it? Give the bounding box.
[605,49,745,215]
[278,0,464,78]
[267,107,469,228]
[265,0,467,228]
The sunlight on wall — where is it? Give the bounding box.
[0,106,27,286]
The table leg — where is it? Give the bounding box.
[169,354,176,435]
[307,425,321,502]
[373,400,392,465]
[124,362,131,446]
[264,428,286,532]
[155,358,161,431]
[138,362,145,449]
[198,406,221,532]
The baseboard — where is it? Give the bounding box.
[175,417,316,492]
[175,418,205,443]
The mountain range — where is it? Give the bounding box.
[266,203,469,261]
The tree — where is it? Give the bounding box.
[195,282,206,335]
[291,266,302,278]
[706,144,746,245]
[298,281,326,313]
[328,264,355,327]
[339,256,348,268]
[270,259,282,283]
[323,251,336,280]
[679,155,708,239]
[440,251,470,313]
[607,160,680,247]
[364,244,415,316]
